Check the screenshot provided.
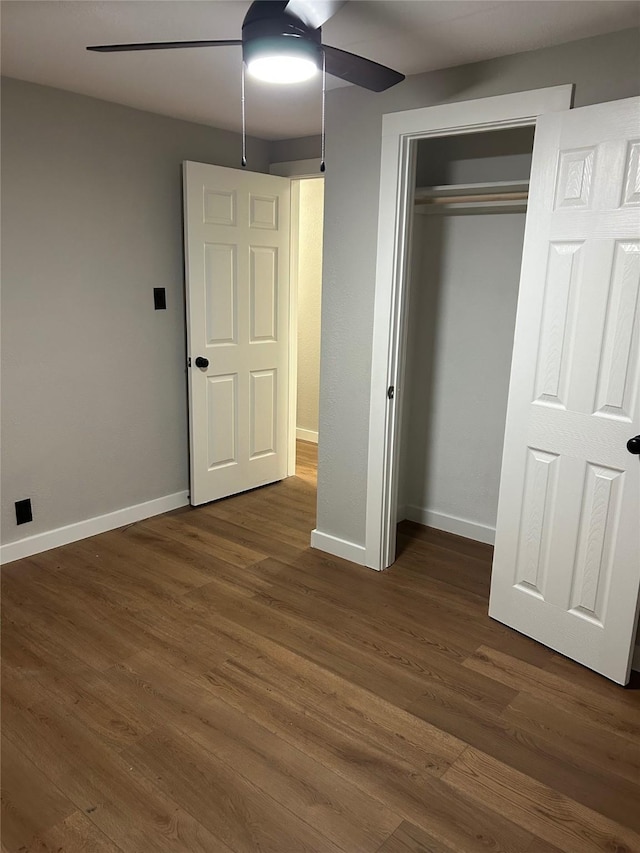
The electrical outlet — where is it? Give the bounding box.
[154,288,167,310]
[15,498,33,525]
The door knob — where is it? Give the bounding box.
[627,435,640,455]
[194,356,209,369]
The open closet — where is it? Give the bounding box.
[371,90,639,685]
[397,127,535,546]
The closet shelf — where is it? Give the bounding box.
[414,180,529,215]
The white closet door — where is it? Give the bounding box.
[490,97,640,685]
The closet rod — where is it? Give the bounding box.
[414,180,530,209]
[415,190,528,206]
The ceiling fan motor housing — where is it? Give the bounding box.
[242,1,323,69]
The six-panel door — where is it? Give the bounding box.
[183,162,291,505]
[489,97,640,684]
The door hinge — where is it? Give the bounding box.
[387,385,395,400]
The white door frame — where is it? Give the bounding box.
[365,85,575,571]
[270,160,324,476]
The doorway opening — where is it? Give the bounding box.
[396,126,534,562]
[364,86,573,573]
[289,176,324,513]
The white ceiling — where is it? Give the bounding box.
[2,1,639,140]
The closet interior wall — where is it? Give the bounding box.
[398,127,535,545]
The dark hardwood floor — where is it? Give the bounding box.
[2,440,639,852]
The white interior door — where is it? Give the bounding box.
[183,161,291,506]
[490,97,640,685]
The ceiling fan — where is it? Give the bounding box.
[86,0,405,92]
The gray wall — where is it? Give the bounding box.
[270,135,322,165]
[415,126,534,186]
[1,77,270,546]
[314,27,640,549]
[399,211,527,531]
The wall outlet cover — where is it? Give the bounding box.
[15,498,33,525]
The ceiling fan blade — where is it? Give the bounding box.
[285,0,346,29]
[87,40,242,53]
[322,45,404,92]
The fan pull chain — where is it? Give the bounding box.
[320,50,326,172]
[241,61,247,168]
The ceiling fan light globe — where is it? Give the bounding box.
[247,54,317,83]
[243,33,321,85]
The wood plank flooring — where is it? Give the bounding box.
[2,440,639,852]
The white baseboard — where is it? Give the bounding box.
[401,505,496,545]
[0,491,190,565]
[310,528,366,566]
[296,428,318,444]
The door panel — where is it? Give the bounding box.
[251,369,277,457]
[184,162,290,505]
[595,241,639,418]
[207,374,237,469]
[205,243,237,345]
[490,97,640,685]
[250,246,278,341]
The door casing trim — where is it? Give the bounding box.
[365,85,574,571]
